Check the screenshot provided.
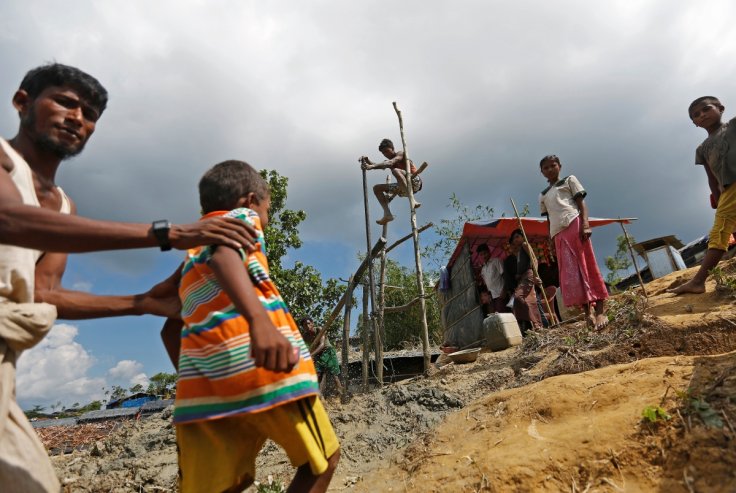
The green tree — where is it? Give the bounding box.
[146,372,178,397]
[358,259,442,350]
[258,170,345,326]
[129,383,144,394]
[605,234,635,287]
[79,400,102,413]
[24,404,47,419]
[108,385,127,402]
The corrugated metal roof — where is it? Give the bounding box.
[31,417,78,429]
[78,407,139,422]
[140,399,174,412]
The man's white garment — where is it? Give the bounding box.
[481,258,504,299]
[0,138,70,492]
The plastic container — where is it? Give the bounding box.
[483,313,522,351]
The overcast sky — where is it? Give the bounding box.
[5,0,736,408]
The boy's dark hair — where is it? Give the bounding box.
[378,138,394,151]
[539,154,561,168]
[508,228,524,244]
[688,96,722,117]
[476,244,490,254]
[298,316,314,328]
[199,160,270,214]
[20,63,108,116]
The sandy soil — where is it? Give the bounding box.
[47,262,736,492]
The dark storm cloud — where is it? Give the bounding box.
[3,0,736,274]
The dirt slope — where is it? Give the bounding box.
[48,263,736,492]
[359,352,736,492]
[352,264,736,493]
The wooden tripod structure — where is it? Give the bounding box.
[317,103,433,395]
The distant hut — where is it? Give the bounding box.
[105,392,157,410]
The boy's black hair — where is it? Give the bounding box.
[20,63,108,116]
[199,160,270,214]
[298,316,314,328]
[378,138,394,151]
[688,96,722,117]
[508,228,524,244]
[476,244,490,254]
[539,154,561,168]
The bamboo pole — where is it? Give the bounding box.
[384,222,433,254]
[340,274,353,403]
[619,219,648,298]
[510,198,557,325]
[393,102,431,372]
[362,166,382,386]
[383,293,433,313]
[361,282,369,391]
[377,178,389,358]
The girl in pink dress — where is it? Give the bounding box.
[539,155,608,329]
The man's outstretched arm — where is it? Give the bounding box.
[35,246,183,320]
[360,154,402,171]
[0,166,257,252]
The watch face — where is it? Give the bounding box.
[153,220,171,229]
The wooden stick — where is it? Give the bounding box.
[376,203,389,383]
[361,282,369,391]
[341,274,353,402]
[619,219,648,298]
[384,222,433,254]
[510,198,557,325]
[309,237,386,353]
[362,166,382,386]
[394,101,431,373]
[383,294,433,314]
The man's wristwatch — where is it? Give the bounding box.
[152,220,172,251]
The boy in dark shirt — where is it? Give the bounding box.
[671,97,736,295]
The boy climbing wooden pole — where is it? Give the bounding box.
[360,138,426,225]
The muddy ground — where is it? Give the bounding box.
[47,262,736,492]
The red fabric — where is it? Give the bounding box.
[554,216,609,307]
[447,217,634,270]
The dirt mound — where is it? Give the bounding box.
[47,262,736,491]
[359,352,736,492]
[52,409,179,492]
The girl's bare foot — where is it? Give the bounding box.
[584,304,595,328]
[592,301,608,330]
[668,280,706,295]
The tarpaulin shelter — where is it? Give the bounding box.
[438,217,634,349]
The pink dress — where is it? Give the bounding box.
[540,175,608,307]
[554,216,608,307]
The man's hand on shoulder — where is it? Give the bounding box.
[170,217,257,251]
[250,314,299,373]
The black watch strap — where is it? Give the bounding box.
[152,220,172,251]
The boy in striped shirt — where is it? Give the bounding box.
[174,160,340,493]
